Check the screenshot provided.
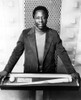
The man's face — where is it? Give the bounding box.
[34,10,47,30]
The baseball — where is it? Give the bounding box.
[9,76,15,82]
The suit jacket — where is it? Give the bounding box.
[4,27,76,74]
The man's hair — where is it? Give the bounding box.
[33,6,49,19]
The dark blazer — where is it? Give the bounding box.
[4,27,76,74]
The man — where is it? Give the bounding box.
[0,5,80,100]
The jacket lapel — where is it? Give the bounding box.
[27,27,38,64]
[43,29,53,62]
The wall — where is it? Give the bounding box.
[60,0,81,76]
[0,0,24,72]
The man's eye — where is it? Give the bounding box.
[35,17,45,20]
[36,17,40,19]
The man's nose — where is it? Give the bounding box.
[39,17,43,22]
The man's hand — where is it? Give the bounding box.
[71,72,80,83]
[0,71,8,82]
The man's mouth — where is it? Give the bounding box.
[38,24,43,27]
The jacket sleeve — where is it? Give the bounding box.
[4,31,24,73]
[55,32,76,74]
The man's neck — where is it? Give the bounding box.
[35,26,47,34]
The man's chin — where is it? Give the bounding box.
[35,25,46,31]
[38,26,43,30]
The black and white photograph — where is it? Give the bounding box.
[0,0,81,100]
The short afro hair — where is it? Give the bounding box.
[33,6,49,19]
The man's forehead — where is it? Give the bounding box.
[35,10,46,16]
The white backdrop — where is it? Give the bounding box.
[0,0,24,72]
[61,0,81,76]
